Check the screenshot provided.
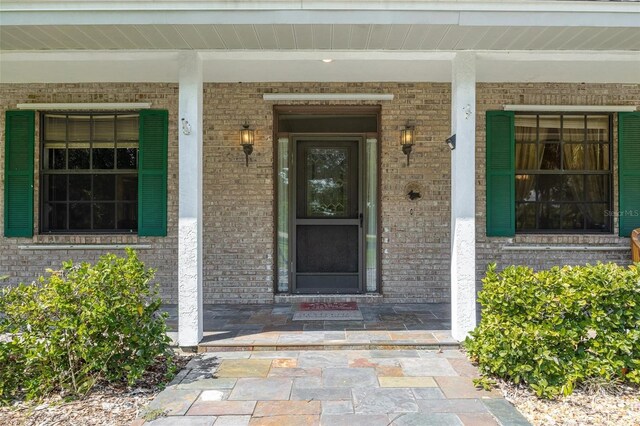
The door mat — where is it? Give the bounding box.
[299,302,358,311]
[292,310,364,321]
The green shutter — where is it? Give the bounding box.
[486,110,515,237]
[138,109,168,236]
[4,110,35,237]
[619,112,640,237]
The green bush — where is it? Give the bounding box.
[0,248,173,404]
[465,262,640,399]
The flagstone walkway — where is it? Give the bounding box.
[136,349,531,426]
[141,304,531,425]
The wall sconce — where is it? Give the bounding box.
[400,124,415,166]
[446,134,456,150]
[240,122,254,167]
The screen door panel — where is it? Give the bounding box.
[293,140,361,293]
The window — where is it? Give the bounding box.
[40,113,139,233]
[485,110,635,237]
[514,114,612,233]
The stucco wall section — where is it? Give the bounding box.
[0,83,179,302]
[475,83,640,291]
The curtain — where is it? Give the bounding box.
[562,127,607,228]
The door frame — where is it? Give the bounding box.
[290,136,365,294]
[272,105,382,295]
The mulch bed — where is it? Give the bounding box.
[499,379,640,426]
[0,351,191,426]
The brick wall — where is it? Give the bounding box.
[202,82,452,303]
[2,82,636,305]
[0,83,180,302]
[475,83,640,291]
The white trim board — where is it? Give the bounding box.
[263,93,394,101]
[504,105,637,112]
[16,102,152,110]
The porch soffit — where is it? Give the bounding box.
[2,24,640,51]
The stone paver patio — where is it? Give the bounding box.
[162,303,458,351]
[137,349,531,426]
[140,304,530,425]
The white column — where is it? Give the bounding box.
[450,52,477,341]
[178,52,203,347]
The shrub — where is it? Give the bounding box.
[465,262,640,399]
[0,248,173,404]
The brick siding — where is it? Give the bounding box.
[1,82,638,304]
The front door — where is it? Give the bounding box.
[292,137,363,293]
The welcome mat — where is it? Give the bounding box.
[299,302,358,311]
[293,302,363,321]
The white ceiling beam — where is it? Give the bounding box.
[1,49,639,84]
[2,2,639,27]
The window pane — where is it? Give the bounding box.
[562,115,585,143]
[561,204,584,230]
[44,115,66,141]
[44,174,67,202]
[586,144,609,171]
[93,174,115,201]
[539,115,561,143]
[117,115,139,140]
[516,203,536,230]
[69,175,92,201]
[585,203,609,230]
[117,203,137,230]
[93,148,115,169]
[539,143,561,170]
[116,175,138,201]
[538,203,561,229]
[68,203,91,230]
[93,115,115,141]
[587,115,609,142]
[44,147,66,170]
[585,175,609,202]
[515,144,539,170]
[515,116,537,143]
[68,115,91,141]
[563,143,584,170]
[537,174,563,202]
[94,203,115,229]
[46,203,67,230]
[516,174,537,202]
[68,148,90,169]
[117,148,138,169]
[564,175,584,202]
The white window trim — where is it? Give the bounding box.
[17,103,151,110]
[504,105,637,112]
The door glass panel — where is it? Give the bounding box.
[277,137,290,292]
[365,138,378,292]
[305,147,350,218]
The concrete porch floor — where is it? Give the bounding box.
[162,303,457,351]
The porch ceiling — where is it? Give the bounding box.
[2,23,640,52]
[2,1,640,52]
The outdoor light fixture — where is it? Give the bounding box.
[240,122,254,167]
[401,124,415,166]
[446,134,456,150]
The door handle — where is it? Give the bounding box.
[359,213,364,228]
